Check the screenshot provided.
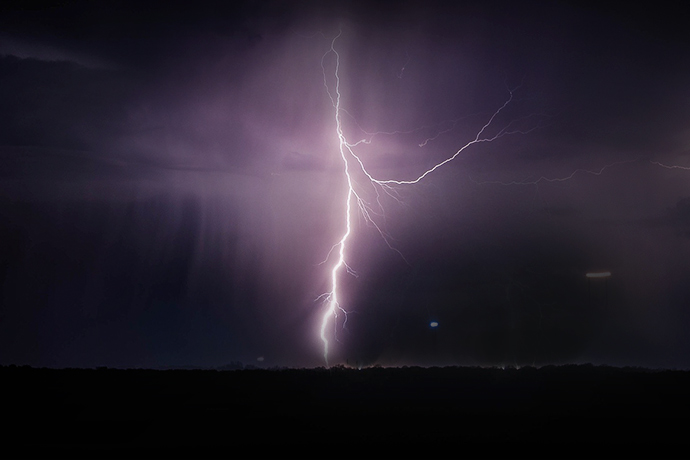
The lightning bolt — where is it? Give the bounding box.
[318,30,352,365]
[315,30,690,367]
[469,159,638,187]
[649,160,690,171]
[468,158,690,189]
[316,31,547,366]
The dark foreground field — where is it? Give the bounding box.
[4,364,689,458]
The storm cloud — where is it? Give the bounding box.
[1,1,689,369]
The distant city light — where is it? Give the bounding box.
[586,271,611,278]
[430,321,439,328]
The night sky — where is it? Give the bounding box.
[1,1,689,370]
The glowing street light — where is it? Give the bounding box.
[586,271,611,279]
[586,271,611,305]
[429,320,439,364]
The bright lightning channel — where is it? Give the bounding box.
[318,30,353,365]
[316,31,546,366]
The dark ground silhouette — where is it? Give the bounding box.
[4,364,688,458]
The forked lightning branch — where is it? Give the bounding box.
[316,31,547,366]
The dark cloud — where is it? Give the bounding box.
[1,1,689,369]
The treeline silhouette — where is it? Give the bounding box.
[4,364,688,458]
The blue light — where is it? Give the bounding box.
[430,321,439,328]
